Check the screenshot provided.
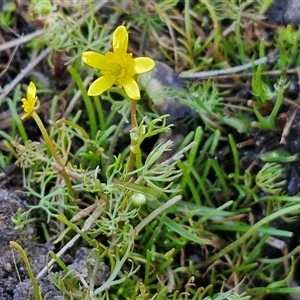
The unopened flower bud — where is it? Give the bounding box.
[131,192,146,206]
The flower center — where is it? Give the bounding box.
[110,62,123,77]
[102,52,135,86]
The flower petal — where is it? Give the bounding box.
[113,25,128,54]
[82,51,106,69]
[21,112,29,120]
[134,57,155,74]
[122,76,140,100]
[27,82,36,101]
[87,76,114,96]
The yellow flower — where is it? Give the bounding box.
[21,82,39,120]
[82,25,155,100]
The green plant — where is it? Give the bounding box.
[6,1,300,299]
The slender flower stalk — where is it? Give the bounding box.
[21,82,74,197]
[82,25,155,181]
[126,99,138,179]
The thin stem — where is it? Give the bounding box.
[31,112,74,197]
[126,100,138,181]
[68,67,97,139]
[10,241,43,300]
[131,99,138,127]
[268,77,285,125]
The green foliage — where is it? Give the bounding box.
[0,2,16,29]
[5,0,300,299]
[44,3,109,63]
[29,0,54,16]
[179,81,251,132]
[260,148,298,163]
[251,71,287,129]
[275,25,300,69]
[256,163,286,194]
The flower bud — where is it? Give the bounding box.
[131,192,146,206]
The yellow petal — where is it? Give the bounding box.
[27,82,36,101]
[21,112,29,120]
[134,57,155,74]
[87,76,114,96]
[113,25,128,54]
[82,51,106,69]
[122,76,140,100]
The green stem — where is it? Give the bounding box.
[68,66,97,139]
[202,0,221,58]
[32,112,74,197]
[268,77,285,126]
[126,100,138,181]
[130,99,138,127]
[10,241,42,300]
[94,95,106,131]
